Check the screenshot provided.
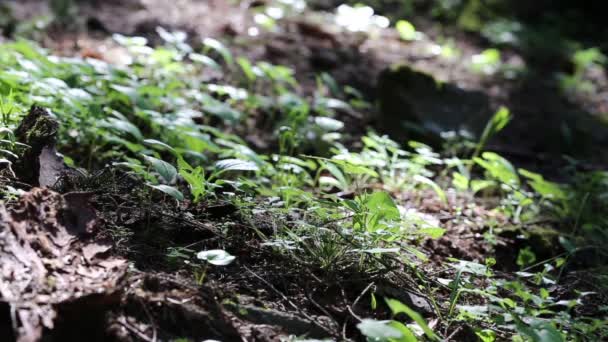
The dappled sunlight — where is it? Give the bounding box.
[0,1,606,341]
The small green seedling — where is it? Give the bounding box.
[195,249,236,284]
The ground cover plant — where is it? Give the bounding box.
[0,0,606,341]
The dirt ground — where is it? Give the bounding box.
[1,0,607,341]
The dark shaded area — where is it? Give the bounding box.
[377,64,491,146]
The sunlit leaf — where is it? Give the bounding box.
[414,175,447,204]
[215,159,259,172]
[315,116,344,131]
[357,319,403,340]
[384,298,440,341]
[197,249,236,266]
[202,37,233,65]
[396,20,417,41]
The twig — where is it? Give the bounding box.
[346,305,362,322]
[244,266,335,336]
[138,298,157,342]
[304,286,339,328]
[351,281,375,310]
[117,317,153,342]
[445,326,463,341]
[344,282,376,331]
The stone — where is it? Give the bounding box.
[377,64,492,145]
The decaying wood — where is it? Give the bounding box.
[14,106,68,188]
[0,188,127,341]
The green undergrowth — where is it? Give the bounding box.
[0,30,606,341]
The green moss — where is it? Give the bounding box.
[25,115,58,145]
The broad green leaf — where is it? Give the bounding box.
[452,171,469,190]
[319,176,342,189]
[470,179,496,193]
[357,319,403,340]
[103,117,143,140]
[143,155,177,183]
[147,184,184,201]
[323,162,348,189]
[364,192,400,221]
[143,139,176,154]
[417,227,446,239]
[450,260,488,276]
[201,95,242,122]
[332,159,379,178]
[516,247,537,267]
[519,169,566,200]
[237,57,256,82]
[475,329,496,342]
[389,321,418,342]
[215,159,259,172]
[475,152,519,186]
[512,316,564,342]
[384,298,440,341]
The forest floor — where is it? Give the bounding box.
[0,0,607,341]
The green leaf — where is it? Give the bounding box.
[470,179,496,193]
[475,152,519,186]
[519,169,567,200]
[450,260,488,276]
[417,227,446,239]
[147,184,184,201]
[201,94,242,122]
[178,158,207,203]
[396,20,417,41]
[414,175,447,204]
[371,293,377,310]
[471,49,501,73]
[202,37,233,65]
[364,192,400,221]
[388,321,417,342]
[512,315,564,342]
[189,52,220,69]
[143,139,176,154]
[215,158,259,172]
[143,155,177,183]
[475,329,496,342]
[357,248,400,254]
[331,159,379,178]
[384,298,440,341]
[315,116,344,131]
[473,106,511,158]
[558,236,576,254]
[357,319,403,340]
[237,57,256,83]
[323,162,348,189]
[516,247,536,268]
[103,117,143,140]
[452,171,469,190]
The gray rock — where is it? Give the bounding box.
[377,64,492,145]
